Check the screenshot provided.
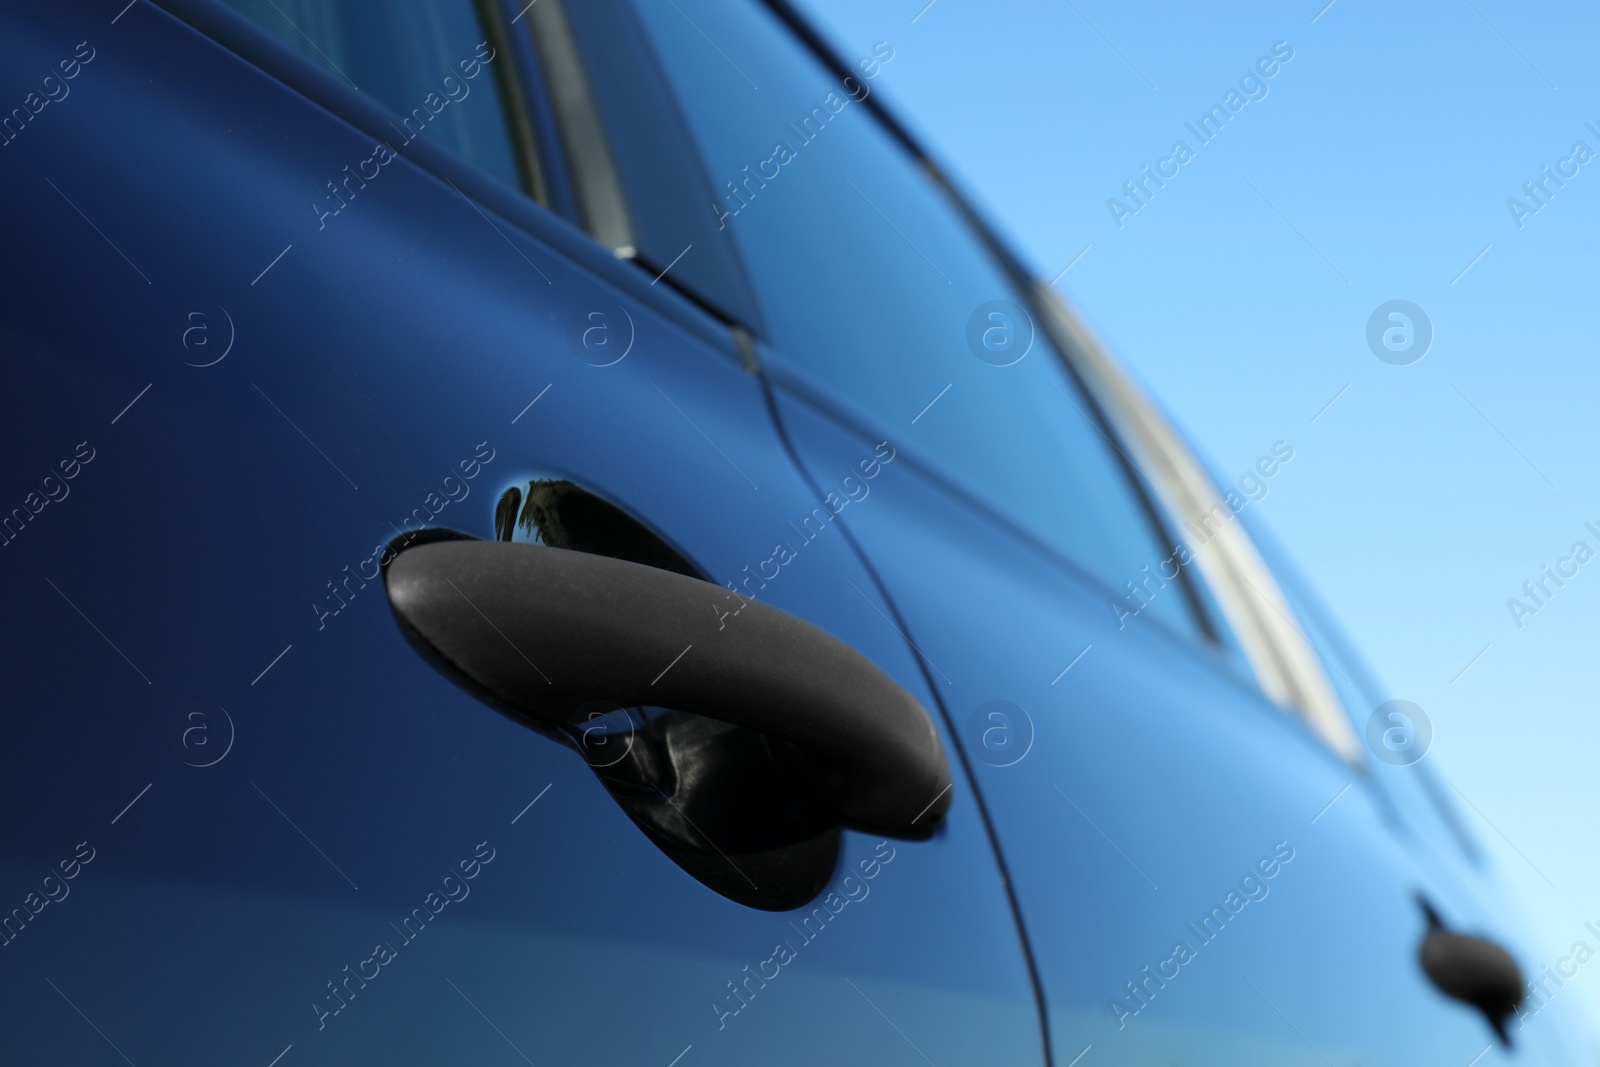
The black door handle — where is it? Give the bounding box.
[382,536,953,839]
[1418,900,1524,1044]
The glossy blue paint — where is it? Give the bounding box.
[0,0,1588,1062]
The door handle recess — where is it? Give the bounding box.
[383,537,953,839]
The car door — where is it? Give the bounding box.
[0,2,1046,1063]
[613,0,1577,1062]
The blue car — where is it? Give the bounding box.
[1,0,1586,1063]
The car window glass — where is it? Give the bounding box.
[213,0,522,187]
[627,0,1203,639]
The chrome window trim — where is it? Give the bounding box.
[1034,284,1365,765]
[522,0,635,254]
[477,0,552,205]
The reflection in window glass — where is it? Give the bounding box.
[215,0,521,187]
[629,0,1202,638]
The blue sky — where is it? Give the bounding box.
[798,0,1600,1031]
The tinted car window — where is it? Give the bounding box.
[628,0,1203,638]
[214,0,522,187]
